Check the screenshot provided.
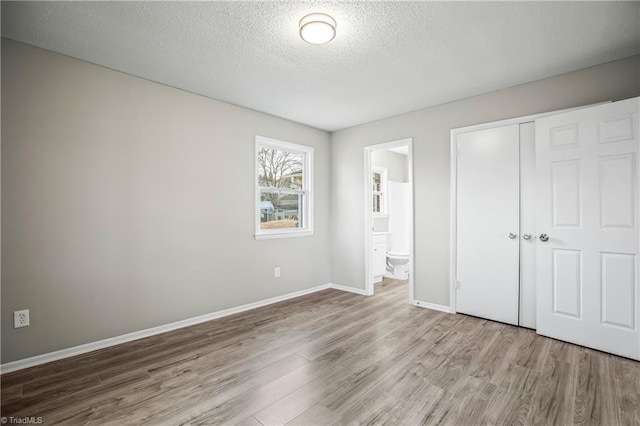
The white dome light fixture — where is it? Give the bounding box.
[299,13,336,44]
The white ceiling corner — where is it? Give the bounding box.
[2,1,639,132]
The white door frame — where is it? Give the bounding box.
[364,138,414,301]
[449,103,609,314]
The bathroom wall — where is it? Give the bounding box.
[371,150,408,182]
[371,149,409,234]
[387,181,411,254]
[2,39,332,363]
[331,54,640,306]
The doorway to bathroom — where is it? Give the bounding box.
[364,138,414,300]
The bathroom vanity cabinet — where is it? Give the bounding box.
[372,233,387,283]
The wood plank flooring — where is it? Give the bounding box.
[2,278,639,425]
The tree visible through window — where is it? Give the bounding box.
[255,136,314,238]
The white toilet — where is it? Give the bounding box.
[386,251,410,279]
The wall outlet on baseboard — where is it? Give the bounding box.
[274,267,280,278]
[14,310,30,328]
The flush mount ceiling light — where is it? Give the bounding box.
[299,13,336,44]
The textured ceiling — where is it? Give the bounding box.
[2,1,639,131]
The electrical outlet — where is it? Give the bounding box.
[274,267,280,278]
[14,309,30,328]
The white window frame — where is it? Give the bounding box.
[372,166,388,216]
[255,135,314,240]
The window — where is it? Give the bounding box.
[372,166,388,215]
[255,136,314,239]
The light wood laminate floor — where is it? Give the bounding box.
[2,278,639,425]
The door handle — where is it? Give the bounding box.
[522,233,532,240]
[508,232,517,239]
[539,233,549,242]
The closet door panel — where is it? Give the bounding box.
[519,122,537,328]
[456,124,520,325]
[536,97,640,360]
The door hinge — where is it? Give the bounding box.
[456,280,460,290]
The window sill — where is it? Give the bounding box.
[254,230,314,240]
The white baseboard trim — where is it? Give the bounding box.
[411,299,452,313]
[329,283,370,296]
[1,283,333,375]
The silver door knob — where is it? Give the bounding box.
[508,232,517,239]
[522,233,532,240]
[539,233,549,242]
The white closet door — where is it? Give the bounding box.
[456,124,520,325]
[536,98,639,360]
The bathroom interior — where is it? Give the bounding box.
[371,146,411,290]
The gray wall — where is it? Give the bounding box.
[331,55,640,305]
[1,39,332,363]
[372,150,408,182]
[3,37,640,365]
